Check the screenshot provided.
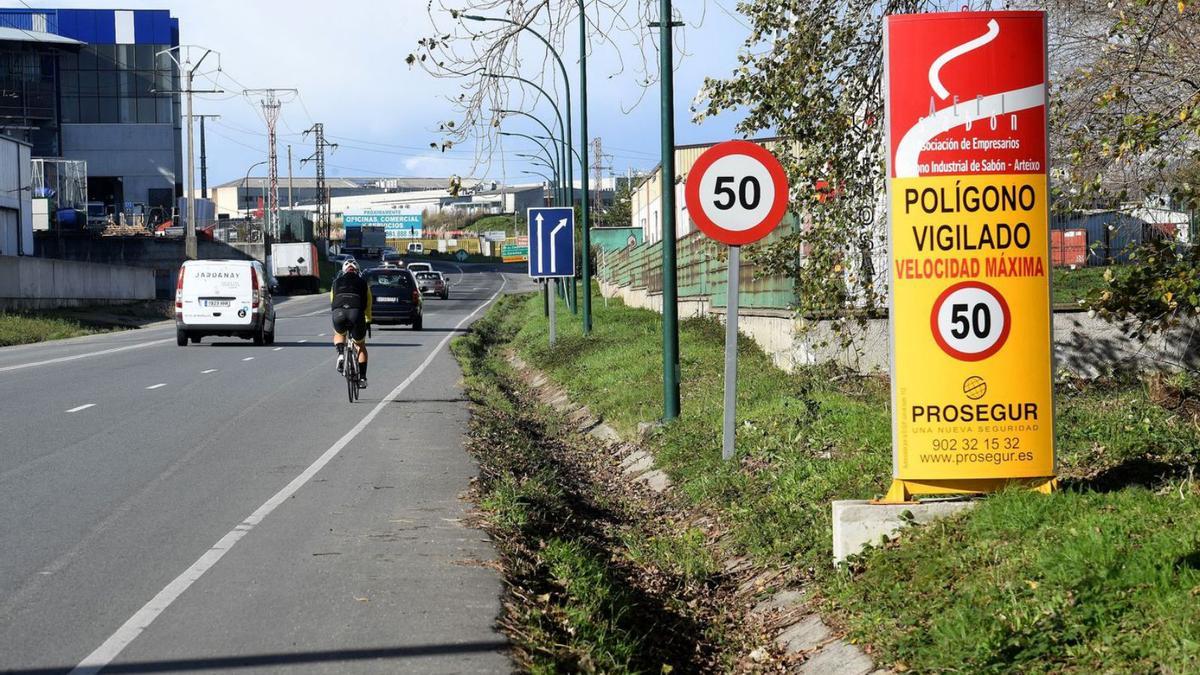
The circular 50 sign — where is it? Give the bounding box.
[685,140,789,246]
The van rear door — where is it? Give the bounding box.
[180,261,255,327]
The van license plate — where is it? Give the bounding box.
[202,299,231,307]
[376,297,398,303]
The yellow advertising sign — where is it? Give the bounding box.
[887,175,1054,499]
[883,11,1055,502]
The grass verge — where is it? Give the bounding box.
[452,296,763,672]
[0,300,169,347]
[486,288,1200,672]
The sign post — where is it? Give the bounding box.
[883,11,1055,502]
[528,206,576,348]
[684,140,789,461]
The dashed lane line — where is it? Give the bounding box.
[145,384,167,390]
[65,404,96,413]
[69,274,508,675]
[0,339,172,374]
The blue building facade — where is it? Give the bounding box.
[0,8,182,222]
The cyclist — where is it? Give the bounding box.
[331,259,373,388]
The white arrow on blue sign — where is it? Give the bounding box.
[526,207,575,278]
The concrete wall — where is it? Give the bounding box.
[599,280,1198,377]
[34,235,262,299]
[0,254,154,310]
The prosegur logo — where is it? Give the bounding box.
[910,375,1039,423]
[963,375,987,400]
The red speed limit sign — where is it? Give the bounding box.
[685,140,789,463]
[685,140,789,245]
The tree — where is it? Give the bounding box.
[695,0,974,328]
[696,0,1200,343]
[598,177,633,228]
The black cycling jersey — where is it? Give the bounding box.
[331,272,369,310]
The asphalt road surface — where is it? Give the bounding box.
[0,263,533,674]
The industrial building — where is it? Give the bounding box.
[0,8,182,226]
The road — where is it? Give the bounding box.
[0,263,531,674]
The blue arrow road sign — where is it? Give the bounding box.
[527,207,575,278]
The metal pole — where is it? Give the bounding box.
[184,67,196,259]
[287,144,294,209]
[579,0,593,335]
[659,0,681,420]
[199,114,208,199]
[549,279,558,345]
[722,245,740,461]
[543,279,549,317]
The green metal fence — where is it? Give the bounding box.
[598,217,799,311]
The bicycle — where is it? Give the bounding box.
[344,338,361,402]
[342,323,370,403]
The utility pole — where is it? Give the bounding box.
[591,137,612,223]
[287,144,294,209]
[243,88,297,241]
[194,114,220,199]
[155,46,222,260]
[653,1,683,420]
[302,123,337,241]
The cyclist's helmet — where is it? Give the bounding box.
[342,259,360,275]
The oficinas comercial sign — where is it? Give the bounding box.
[882,11,1055,502]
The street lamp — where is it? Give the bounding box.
[500,131,561,203]
[521,169,557,206]
[463,15,573,205]
[493,108,565,203]
[466,11,594,332]
[243,160,268,219]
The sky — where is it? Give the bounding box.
[8,0,755,186]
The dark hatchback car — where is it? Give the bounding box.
[365,268,422,330]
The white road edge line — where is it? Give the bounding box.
[65,404,96,413]
[0,339,172,374]
[69,274,507,675]
[273,347,283,351]
[201,369,217,374]
[145,384,167,390]
[242,357,254,362]
[297,339,308,344]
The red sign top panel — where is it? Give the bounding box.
[886,11,1046,178]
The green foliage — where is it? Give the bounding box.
[490,290,1200,671]
[0,312,107,346]
[597,179,633,229]
[826,488,1200,673]
[1088,239,1200,338]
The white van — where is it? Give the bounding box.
[175,259,276,346]
[406,242,424,255]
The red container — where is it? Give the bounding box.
[1051,228,1087,267]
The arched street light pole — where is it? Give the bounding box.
[486,72,568,207]
[492,108,565,204]
[500,131,561,203]
[466,13,584,318]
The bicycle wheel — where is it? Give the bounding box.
[345,350,357,403]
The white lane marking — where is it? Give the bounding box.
[297,339,308,344]
[242,357,254,362]
[65,404,95,413]
[318,333,326,337]
[145,383,167,390]
[295,308,327,317]
[273,347,283,351]
[70,274,507,675]
[201,369,218,374]
[0,339,172,374]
